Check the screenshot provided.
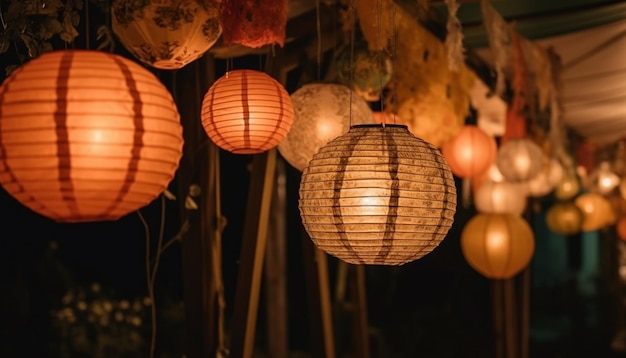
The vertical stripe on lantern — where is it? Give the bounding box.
[257,80,286,150]
[376,130,399,264]
[240,70,251,151]
[331,129,366,263]
[100,55,145,217]
[55,51,80,217]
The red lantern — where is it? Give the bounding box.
[0,50,183,222]
[441,124,497,178]
[220,0,287,48]
[616,217,626,241]
[201,70,294,154]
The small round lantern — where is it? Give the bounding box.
[0,50,183,222]
[278,83,375,171]
[616,217,626,241]
[526,158,564,197]
[496,138,545,182]
[461,213,535,279]
[299,124,457,266]
[555,171,581,201]
[575,192,616,231]
[201,69,294,154]
[336,45,393,101]
[587,161,620,195]
[545,202,583,236]
[441,124,497,178]
[112,0,221,69]
[474,180,527,216]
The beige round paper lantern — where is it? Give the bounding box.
[474,181,527,216]
[555,171,581,201]
[441,125,497,178]
[588,161,620,195]
[461,213,535,279]
[575,192,616,231]
[546,202,583,236]
[526,158,563,197]
[201,69,294,154]
[278,83,375,171]
[0,50,183,222]
[112,0,221,69]
[299,124,457,266]
[496,138,545,182]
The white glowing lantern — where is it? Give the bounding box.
[588,161,620,195]
[526,158,564,197]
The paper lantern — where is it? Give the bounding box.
[0,50,183,222]
[526,158,563,197]
[461,213,535,279]
[496,138,545,182]
[337,45,393,101]
[201,69,294,154]
[474,180,527,216]
[555,171,580,201]
[575,193,616,231]
[587,161,619,195]
[546,202,583,236]
[112,0,221,69]
[299,124,457,265]
[278,83,375,171]
[616,217,626,241]
[441,124,497,178]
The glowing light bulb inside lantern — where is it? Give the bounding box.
[356,195,387,217]
[514,156,531,174]
[316,116,343,143]
[487,232,506,251]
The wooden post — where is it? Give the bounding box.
[230,149,277,358]
[350,264,370,358]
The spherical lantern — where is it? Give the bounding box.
[587,161,620,195]
[461,213,535,279]
[555,171,580,201]
[496,138,545,182]
[616,217,626,241]
[112,0,221,69]
[526,158,564,197]
[441,124,497,178]
[278,83,375,171]
[546,202,583,236]
[474,181,527,216]
[337,45,393,101]
[201,69,294,154]
[299,124,457,266]
[575,192,616,231]
[0,50,183,222]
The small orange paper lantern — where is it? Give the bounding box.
[0,50,183,222]
[616,217,626,241]
[441,124,497,178]
[575,192,616,231]
[546,202,583,236]
[112,0,222,70]
[201,70,294,154]
[555,171,580,201]
[461,213,535,279]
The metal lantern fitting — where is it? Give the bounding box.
[201,69,294,154]
[299,124,457,266]
[461,213,535,279]
[0,50,183,222]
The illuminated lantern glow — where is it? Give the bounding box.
[441,124,497,178]
[496,138,545,182]
[555,171,581,201]
[575,192,616,231]
[616,217,626,241]
[299,124,457,265]
[587,161,620,195]
[474,180,527,216]
[526,158,563,197]
[461,213,535,279]
[201,69,294,154]
[278,83,375,171]
[112,0,222,70]
[546,202,583,236]
[0,50,183,222]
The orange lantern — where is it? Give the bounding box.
[555,171,580,201]
[575,192,616,231]
[112,0,221,70]
[0,50,183,222]
[616,217,626,241]
[441,124,497,178]
[545,202,583,236]
[201,69,294,154]
[461,213,535,279]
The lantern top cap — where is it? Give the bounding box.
[351,124,408,130]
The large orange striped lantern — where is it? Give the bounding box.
[461,213,535,279]
[299,124,457,265]
[0,50,183,222]
[201,69,294,154]
[441,124,497,178]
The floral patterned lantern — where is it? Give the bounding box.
[461,213,535,279]
[299,124,457,265]
[546,202,583,236]
[201,70,294,154]
[278,83,375,171]
[496,138,545,182]
[0,50,183,222]
[112,0,221,70]
[441,124,497,178]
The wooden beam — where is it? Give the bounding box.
[229,149,277,358]
[350,265,371,358]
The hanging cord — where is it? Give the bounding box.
[348,0,356,128]
[316,0,322,80]
[84,0,90,50]
[376,0,385,124]
[391,1,397,124]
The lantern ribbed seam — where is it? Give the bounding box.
[55,51,80,217]
[241,70,251,151]
[376,128,399,264]
[256,79,286,151]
